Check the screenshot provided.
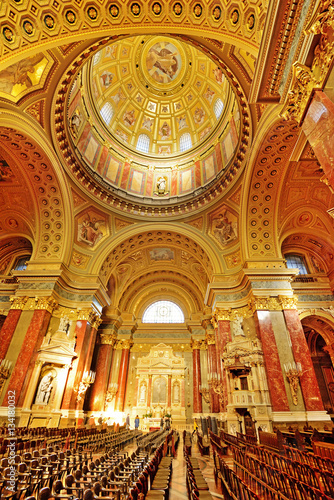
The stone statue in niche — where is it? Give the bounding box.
[139,383,147,402]
[59,315,71,334]
[173,382,180,403]
[233,316,245,337]
[35,373,54,404]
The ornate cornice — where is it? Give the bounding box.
[10,296,29,310]
[278,295,298,310]
[100,333,117,346]
[281,0,334,123]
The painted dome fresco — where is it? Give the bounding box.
[67,35,243,201]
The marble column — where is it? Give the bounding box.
[61,309,100,411]
[147,374,152,408]
[206,333,220,413]
[253,298,290,412]
[115,340,132,412]
[302,91,334,192]
[167,375,172,408]
[5,296,57,407]
[213,310,231,411]
[191,340,202,414]
[0,297,28,360]
[254,307,290,411]
[89,333,116,412]
[281,298,323,411]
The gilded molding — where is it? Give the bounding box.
[100,333,118,346]
[278,295,298,310]
[10,296,29,310]
[213,308,232,323]
[34,296,58,313]
[205,333,216,346]
[281,63,314,123]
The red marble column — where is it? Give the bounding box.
[115,341,132,412]
[61,309,100,411]
[207,334,220,413]
[214,312,231,412]
[89,333,116,412]
[0,297,28,360]
[181,376,185,408]
[167,375,172,407]
[303,91,334,192]
[147,375,152,408]
[191,342,202,414]
[283,307,323,411]
[4,297,57,407]
[254,310,290,411]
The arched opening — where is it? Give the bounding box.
[303,322,334,419]
[142,300,185,323]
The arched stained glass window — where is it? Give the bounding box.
[180,133,192,152]
[137,134,150,153]
[100,102,114,125]
[285,254,308,274]
[214,98,224,119]
[142,300,184,323]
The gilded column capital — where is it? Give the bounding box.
[279,295,298,310]
[213,308,232,323]
[190,339,203,350]
[34,296,58,313]
[118,339,133,350]
[249,296,281,312]
[9,296,28,310]
[100,333,117,347]
[205,333,216,346]
[77,308,101,328]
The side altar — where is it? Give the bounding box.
[133,343,186,426]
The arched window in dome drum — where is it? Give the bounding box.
[100,102,114,126]
[214,98,224,119]
[180,133,192,152]
[137,134,150,153]
[93,51,102,66]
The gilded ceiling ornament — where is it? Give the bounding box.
[246,14,255,31]
[173,3,182,16]
[23,20,34,35]
[3,27,14,43]
[212,6,221,21]
[193,4,202,18]
[131,3,141,16]
[230,9,239,25]
[87,7,98,20]
[281,63,314,123]
[44,15,55,30]
[65,11,76,24]
[109,5,120,18]
[152,3,162,16]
